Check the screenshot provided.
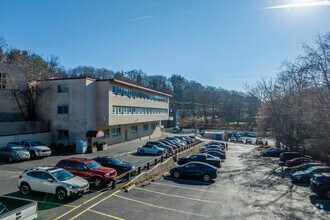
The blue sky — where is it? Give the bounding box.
[1,0,330,91]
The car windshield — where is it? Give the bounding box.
[86,161,101,169]
[51,169,74,181]
[305,167,319,173]
[110,158,123,165]
[11,147,26,151]
[30,141,42,146]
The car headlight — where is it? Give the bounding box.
[69,185,76,189]
[104,173,110,177]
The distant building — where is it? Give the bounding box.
[162,109,180,128]
[36,77,171,145]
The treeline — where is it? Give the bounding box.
[0,37,259,127]
[250,32,330,161]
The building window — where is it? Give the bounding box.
[112,128,121,136]
[151,123,156,130]
[0,73,7,89]
[103,129,109,138]
[58,85,69,93]
[111,85,168,102]
[58,106,69,114]
[131,126,138,133]
[143,124,149,131]
[112,105,167,115]
[58,130,69,140]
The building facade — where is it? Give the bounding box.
[37,77,171,145]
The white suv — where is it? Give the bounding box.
[17,166,89,200]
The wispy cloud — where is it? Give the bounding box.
[262,0,330,10]
[126,15,155,22]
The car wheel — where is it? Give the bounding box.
[302,177,309,184]
[30,151,36,159]
[8,156,14,163]
[56,187,67,201]
[202,174,211,182]
[20,183,32,196]
[140,150,145,155]
[173,171,181,178]
[93,177,104,188]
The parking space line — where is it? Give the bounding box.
[89,209,125,220]
[151,182,219,194]
[54,190,108,220]
[135,187,221,204]
[114,194,210,218]
[69,190,120,220]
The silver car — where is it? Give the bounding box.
[17,166,89,200]
[0,146,30,162]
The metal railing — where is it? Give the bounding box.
[111,140,203,189]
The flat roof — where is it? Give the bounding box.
[38,77,172,98]
[105,79,172,98]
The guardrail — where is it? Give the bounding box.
[111,140,203,189]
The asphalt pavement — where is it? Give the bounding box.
[0,138,329,220]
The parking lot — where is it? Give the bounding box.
[1,139,329,219]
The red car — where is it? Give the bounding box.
[285,157,313,167]
[55,157,117,188]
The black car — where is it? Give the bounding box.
[170,162,218,182]
[178,154,221,168]
[310,173,330,198]
[207,151,226,160]
[93,157,135,174]
[291,162,325,173]
[291,166,330,183]
[280,152,303,162]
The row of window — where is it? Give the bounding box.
[112,86,168,103]
[112,106,168,115]
[0,73,7,89]
[104,123,157,137]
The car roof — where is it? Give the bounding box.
[62,157,94,163]
[26,166,61,172]
[184,161,218,169]
[319,173,330,177]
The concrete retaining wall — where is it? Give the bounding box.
[0,132,52,147]
[122,142,204,189]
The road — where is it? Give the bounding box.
[0,139,329,219]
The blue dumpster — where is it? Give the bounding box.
[215,134,222,140]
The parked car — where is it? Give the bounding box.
[200,146,225,154]
[178,154,221,168]
[55,158,117,188]
[246,138,253,144]
[165,139,185,147]
[17,166,89,200]
[229,137,236,142]
[170,162,218,182]
[159,140,179,149]
[6,142,19,147]
[291,166,330,183]
[93,157,135,174]
[256,138,264,145]
[207,151,226,160]
[260,148,286,157]
[285,157,315,167]
[280,152,306,162]
[137,145,165,155]
[18,139,51,159]
[0,196,37,220]
[146,141,174,153]
[310,173,330,198]
[208,141,225,147]
[238,137,244,143]
[0,146,30,162]
[172,126,181,133]
[291,162,326,173]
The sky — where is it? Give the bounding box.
[0,0,330,91]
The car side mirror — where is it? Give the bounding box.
[48,178,54,183]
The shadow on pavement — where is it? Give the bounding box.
[163,175,215,186]
[310,195,330,211]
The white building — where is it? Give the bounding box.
[37,77,171,145]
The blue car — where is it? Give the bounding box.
[207,151,226,160]
[260,148,286,157]
[170,162,218,182]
